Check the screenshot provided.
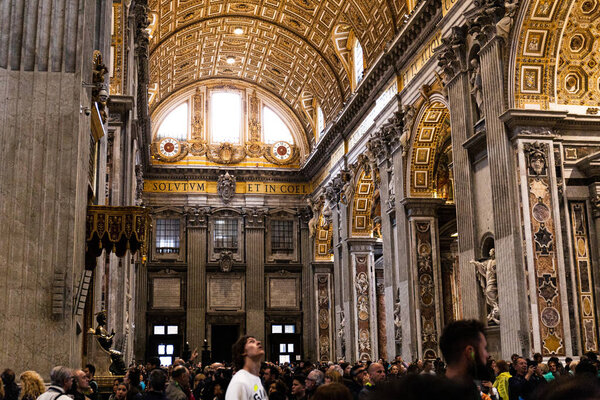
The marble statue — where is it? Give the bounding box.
[470,249,500,325]
[496,1,519,43]
[470,58,484,118]
[337,311,346,358]
[307,197,323,238]
[88,311,127,375]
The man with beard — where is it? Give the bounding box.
[508,358,544,400]
[439,319,491,400]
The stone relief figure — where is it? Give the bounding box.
[307,196,323,237]
[435,153,451,201]
[338,311,346,357]
[393,293,402,343]
[340,169,355,205]
[217,172,236,204]
[496,1,519,43]
[470,248,500,325]
[525,143,547,176]
[88,311,127,375]
[470,58,484,119]
[400,105,415,157]
[321,197,333,227]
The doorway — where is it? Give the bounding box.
[211,324,239,363]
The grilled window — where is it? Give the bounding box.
[155,218,180,254]
[271,220,294,250]
[214,218,238,250]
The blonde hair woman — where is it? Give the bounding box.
[19,371,45,400]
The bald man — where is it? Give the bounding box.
[358,363,385,400]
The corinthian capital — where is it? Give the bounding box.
[436,26,467,83]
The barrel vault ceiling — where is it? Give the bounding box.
[148,0,403,144]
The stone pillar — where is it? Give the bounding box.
[475,32,530,357]
[186,207,210,351]
[402,198,445,359]
[437,28,482,320]
[300,209,316,360]
[348,239,379,362]
[589,186,600,343]
[245,208,267,338]
[334,202,353,361]
[0,0,111,375]
[394,151,418,361]
[134,259,148,361]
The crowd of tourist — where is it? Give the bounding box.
[1,320,599,400]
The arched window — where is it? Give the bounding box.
[263,106,294,144]
[157,102,188,140]
[353,39,364,87]
[316,106,325,139]
[210,90,242,143]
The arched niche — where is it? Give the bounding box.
[406,99,453,200]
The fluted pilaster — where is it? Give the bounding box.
[478,37,529,357]
[187,208,209,350]
[445,70,481,319]
[245,209,266,338]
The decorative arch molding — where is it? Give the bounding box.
[406,99,452,198]
[511,0,598,110]
[350,167,377,238]
[315,214,334,261]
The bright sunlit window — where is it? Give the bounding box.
[157,102,188,140]
[211,91,242,143]
[263,106,293,144]
[317,106,325,138]
[353,39,364,86]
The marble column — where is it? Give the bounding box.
[134,258,148,361]
[439,38,482,320]
[334,202,353,361]
[0,0,112,375]
[245,209,267,338]
[186,207,210,351]
[477,35,530,357]
[300,211,316,361]
[348,239,379,362]
[402,198,445,359]
[589,185,600,341]
[393,150,418,360]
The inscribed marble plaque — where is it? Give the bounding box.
[153,278,181,308]
[268,278,298,309]
[208,276,244,311]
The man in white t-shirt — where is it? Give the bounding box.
[225,335,268,400]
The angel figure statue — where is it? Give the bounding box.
[470,249,500,325]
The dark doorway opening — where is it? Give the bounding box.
[211,324,239,363]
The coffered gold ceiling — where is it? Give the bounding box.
[148,0,402,140]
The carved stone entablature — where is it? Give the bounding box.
[436,26,467,84]
[513,127,555,138]
[243,207,268,229]
[186,206,211,228]
[217,172,236,204]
